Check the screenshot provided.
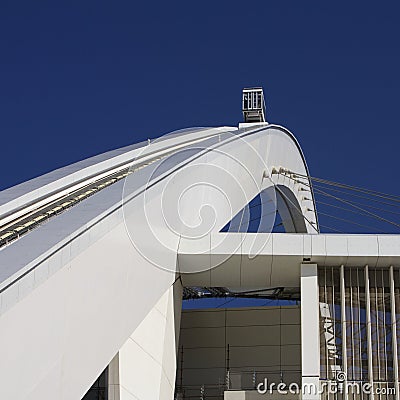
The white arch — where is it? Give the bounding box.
[0,124,317,399]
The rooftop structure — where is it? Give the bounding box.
[242,87,266,123]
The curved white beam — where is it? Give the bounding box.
[0,124,319,399]
[0,127,233,228]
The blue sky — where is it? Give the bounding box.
[1,1,400,233]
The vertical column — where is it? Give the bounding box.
[390,266,399,400]
[108,353,121,400]
[365,265,374,399]
[108,280,183,400]
[340,265,348,399]
[301,263,320,400]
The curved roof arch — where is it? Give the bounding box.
[0,123,319,400]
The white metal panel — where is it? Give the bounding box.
[300,263,319,400]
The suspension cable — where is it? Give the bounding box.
[280,172,400,230]
[311,183,400,209]
[315,194,400,217]
[317,211,387,233]
[292,172,400,203]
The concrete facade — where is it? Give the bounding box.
[177,306,301,399]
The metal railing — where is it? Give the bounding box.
[175,369,302,399]
[227,369,301,391]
